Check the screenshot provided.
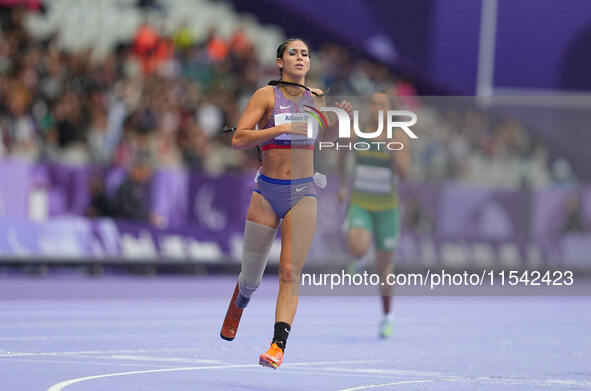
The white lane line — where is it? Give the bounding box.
[288,360,381,367]
[0,332,202,342]
[47,364,259,391]
[0,311,202,318]
[240,367,400,380]
[305,367,591,389]
[46,360,379,391]
[547,380,591,387]
[0,319,209,328]
[79,355,219,364]
[0,358,178,368]
[0,347,203,358]
[37,359,591,391]
[0,350,220,366]
[338,380,434,391]
[317,367,443,378]
[0,310,206,317]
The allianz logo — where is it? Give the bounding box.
[283,114,308,121]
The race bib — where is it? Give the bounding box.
[353,164,393,194]
[273,113,318,141]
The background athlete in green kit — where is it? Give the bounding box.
[337,92,410,338]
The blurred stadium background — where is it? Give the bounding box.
[1,0,590,275]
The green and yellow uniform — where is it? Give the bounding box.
[345,142,400,251]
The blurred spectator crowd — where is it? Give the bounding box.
[0,5,576,190]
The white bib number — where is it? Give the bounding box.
[274,113,318,141]
[353,164,393,194]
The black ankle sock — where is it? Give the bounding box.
[272,322,291,352]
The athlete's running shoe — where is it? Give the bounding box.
[220,282,243,341]
[259,342,284,369]
[379,317,394,338]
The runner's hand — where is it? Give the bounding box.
[335,100,354,119]
[282,121,309,135]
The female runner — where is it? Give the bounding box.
[220,38,351,369]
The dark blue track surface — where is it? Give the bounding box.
[1,276,590,390]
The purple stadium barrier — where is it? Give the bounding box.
[0,160,589,267]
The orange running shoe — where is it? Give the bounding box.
[220,282,243,341]
[259,342,284,369]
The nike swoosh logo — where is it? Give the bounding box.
[280,105,290,110]
[295,186,308,192]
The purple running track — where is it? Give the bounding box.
[0,276,590,391]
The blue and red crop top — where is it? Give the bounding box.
[260,85,318,151]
